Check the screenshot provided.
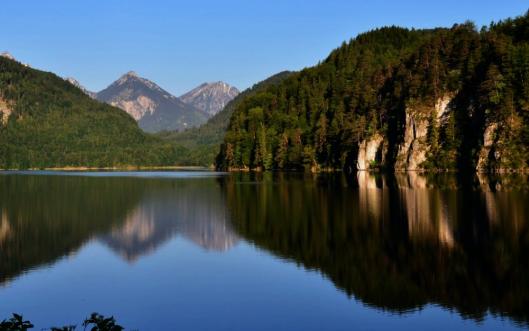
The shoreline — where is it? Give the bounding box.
[2,166,528,174]
[0,165,212,172]
[223,167,529,174]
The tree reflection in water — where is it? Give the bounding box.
[222,172,529,326]
[1,172,528,327]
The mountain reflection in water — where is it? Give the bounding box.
[0,174,238,282]
[100,180,238,261]
[0,171,528,328]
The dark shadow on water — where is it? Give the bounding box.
[221,171,529,326]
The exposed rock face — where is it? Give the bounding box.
[357,134,383,170]
[1,52,29,67]
[476,123,498,172]
[96,71,208,132]
[395,111,429,170]
[0,52,15,61]
[180,82,239,117]
[395,95,452,170]
[0,98,12,125]
[65,77,97,99]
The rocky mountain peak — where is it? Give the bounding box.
[96,72,208,132]
[180,81,240,116]
[116,70,142,85]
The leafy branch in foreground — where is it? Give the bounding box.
[0,313,124,331]
[0,314,33,331]
[82,313,123,331]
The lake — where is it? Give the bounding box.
[0,171,528,330]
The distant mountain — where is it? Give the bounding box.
[96,71,208,133]
[180,82,239,116]
[0,56,187,169]
[65,77,97,99]
[159,71,293,166]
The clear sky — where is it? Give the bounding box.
[1,0,527,95]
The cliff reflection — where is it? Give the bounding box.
[223,172,529,325]
[0,174,237,283]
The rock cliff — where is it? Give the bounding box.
[395,95,452,170]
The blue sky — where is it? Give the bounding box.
[1,0,527,95]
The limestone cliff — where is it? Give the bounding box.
[0,98,12,126]
[395,95,452,171]
[357,134,384,170]
[476,123,499,172]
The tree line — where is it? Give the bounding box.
[217,12,529,171]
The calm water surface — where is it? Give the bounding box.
[0,171,528,330]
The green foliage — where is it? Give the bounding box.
[158,71,292,167]
[217,26,435,170]
[0,57,189,169]
[0,313,124,331]
[82,313,123,331]
[0,314,33,331]
[217,12,529,171]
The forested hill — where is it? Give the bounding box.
[217,12,529,172]
[159,71,293,166]
[0,56,186,169]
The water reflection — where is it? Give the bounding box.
[223,172,529,325]
[0,174,238,280]
[1,171,528,328]
[100,180,238,261]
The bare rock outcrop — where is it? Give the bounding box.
[395,95,452,170]
[180,82,239,116]
[357,134,384,170]
[476,123,498,172]
[0,98,12,125]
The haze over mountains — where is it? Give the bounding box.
[66,71,239,133]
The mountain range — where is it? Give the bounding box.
[96,71,210,133]
[66,72,239,133]
[2,10,529,171]
[0,55,188,169]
